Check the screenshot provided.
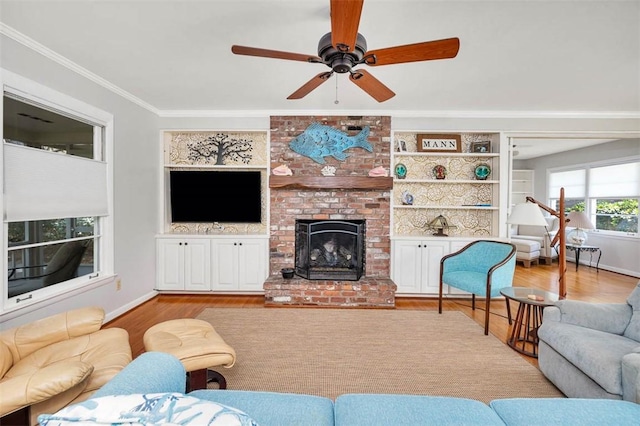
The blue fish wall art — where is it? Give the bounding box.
[289,123,373,164]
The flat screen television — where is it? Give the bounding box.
[170,170,262,223]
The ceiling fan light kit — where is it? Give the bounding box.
[231,0,460,103]
[317,32,368,73]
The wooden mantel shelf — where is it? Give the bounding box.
[269,176,394,190]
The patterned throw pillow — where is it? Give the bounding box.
[37,393,258,426]
[624,282,640,342]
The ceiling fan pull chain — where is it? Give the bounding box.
[335,76,340,104]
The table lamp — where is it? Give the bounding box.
[506,202,549,227]
[566,211,595,245]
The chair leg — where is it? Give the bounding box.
[438,281,443,314]
[505,298,512,325]
[484,297,491,335]
[471,294,476,310]
[188,368,208,391]
[187,369,228,391]
[207,370,227,389]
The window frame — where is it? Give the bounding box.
[1,69,114,312]
[548,157,640,239]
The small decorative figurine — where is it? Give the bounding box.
[401,190,414,205]
[368,166,389,177]
[395,163,408,179]
[321,165,337,176]
[426,215,457,237]
[433,165,447,180]
[474,164,491,180]
[272,164,293,176]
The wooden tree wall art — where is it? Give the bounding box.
[187,133,253,165]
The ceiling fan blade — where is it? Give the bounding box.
[330,0,364,52]
[232,45,321,63]
[349,69,395,103]
[365,37,460,66]
[287,72,333,100]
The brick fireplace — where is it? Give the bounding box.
[265,115,397,308]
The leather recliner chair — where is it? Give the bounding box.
[0,306,132,425]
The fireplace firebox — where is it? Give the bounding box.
[295,219,366,281]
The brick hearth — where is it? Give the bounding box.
[267,115,396,308]
[264,276,397,308]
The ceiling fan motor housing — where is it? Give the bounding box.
[318,32,367,73]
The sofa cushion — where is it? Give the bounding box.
[335,394,505,425]
[37,393,257,426]
[623,282,640,342]
[538,321,640,395]
[190,389,335,426]
[490,398,640,425]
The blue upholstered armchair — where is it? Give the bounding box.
[439,240,517,335]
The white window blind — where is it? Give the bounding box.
[549,169,586,198]
[4,143,108,222]
[590,162,640,197]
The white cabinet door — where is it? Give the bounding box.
[211,239,239,291]
[211,237,268,291]
[157,239,211,291]
[157,239,184,290]
[392,239,449,294]
[237,238,268,291]
[392,240,424,293]
[421,241,449,293]
[183,239,211,291]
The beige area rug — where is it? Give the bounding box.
[196,308,563,402]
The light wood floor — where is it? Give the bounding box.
[106,261,638,367]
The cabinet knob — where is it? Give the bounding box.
[179,242,182,245]
[184,242,188,245]
[239,242,243,246]
[234,242,237,246]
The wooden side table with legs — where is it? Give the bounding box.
[500,287,559,358]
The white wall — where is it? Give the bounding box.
[1,35,160,328]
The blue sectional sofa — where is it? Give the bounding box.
[38,352,640,426]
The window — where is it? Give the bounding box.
[549,169,586,213]
[590,163,639,233]
[2,71,113,307]
[549,160,640,236]
[7,217,97,298]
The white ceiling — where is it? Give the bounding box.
[1,1,638,160]
[1,0,638,115]
[510,138,619,160]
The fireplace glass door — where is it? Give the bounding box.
[295,219,365,280]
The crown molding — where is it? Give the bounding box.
[1,23,159,115]
[158,109,640,120]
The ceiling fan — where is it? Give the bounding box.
[231,0,460,103]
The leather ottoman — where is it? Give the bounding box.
[143,318,236,390]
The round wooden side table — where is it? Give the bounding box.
[500,287,559,358]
